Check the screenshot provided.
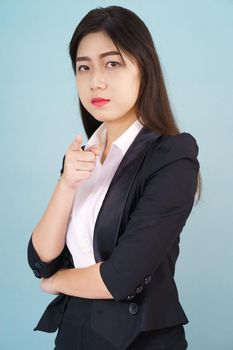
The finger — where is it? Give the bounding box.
[70,134,83,151]
[85,144,101,156]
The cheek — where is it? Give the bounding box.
[76,78,87,101]
[76,77,82,93]
[116,72,140,104]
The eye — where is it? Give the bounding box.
[77,65,89,72]
[106,61,121,68]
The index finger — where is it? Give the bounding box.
[70,134,83,151]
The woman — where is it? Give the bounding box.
[27,5,201,350]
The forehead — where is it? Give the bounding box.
[77,32,117,56]
[76,31,137,66]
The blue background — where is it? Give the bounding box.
[1,1,232,349]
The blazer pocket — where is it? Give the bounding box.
[90,299,141,350]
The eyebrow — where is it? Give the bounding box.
[76,51,121,62]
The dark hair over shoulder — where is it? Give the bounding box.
[69,5,202,203]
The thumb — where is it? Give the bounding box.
[70,134,83,151]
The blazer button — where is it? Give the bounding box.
[144,275,152,284]
[33,269,41,278]
[35,262,42,270]
[126,294,135,301]
[135,284,144,294]
[129,302,139,315]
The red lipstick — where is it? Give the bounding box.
[91,97,110,107]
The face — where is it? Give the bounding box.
[75,31,141,124]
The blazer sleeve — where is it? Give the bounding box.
[99,133,200,302]
[27,236,73,278]
[27,154,73,279]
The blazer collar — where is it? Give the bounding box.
[93,126,162,262]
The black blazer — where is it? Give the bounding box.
[27,126,199,350]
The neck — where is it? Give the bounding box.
[104,113,138,151]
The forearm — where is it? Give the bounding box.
[32,179,76,262]
[51,262,113,299]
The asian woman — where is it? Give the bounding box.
[27,5,202,350]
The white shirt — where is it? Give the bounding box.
[66,118,144,267]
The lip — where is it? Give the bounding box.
[91,97,110,107]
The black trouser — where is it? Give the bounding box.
[54,296,188,350]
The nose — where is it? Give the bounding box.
[90,70,107,90]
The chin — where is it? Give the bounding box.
[91,113,116,123]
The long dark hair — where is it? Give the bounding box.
[69,5,202,203]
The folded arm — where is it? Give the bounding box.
[99,154,199,302]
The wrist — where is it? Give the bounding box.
[53,268,68,294]
[51,270,62,294]
[58,176,78,194]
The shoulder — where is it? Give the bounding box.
[151,132,199,159]
[143,132,199,173]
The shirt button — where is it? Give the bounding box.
[129,302,139,315]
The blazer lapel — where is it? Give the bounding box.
[93,127,161,262]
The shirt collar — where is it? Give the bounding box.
[84,118,143,155]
